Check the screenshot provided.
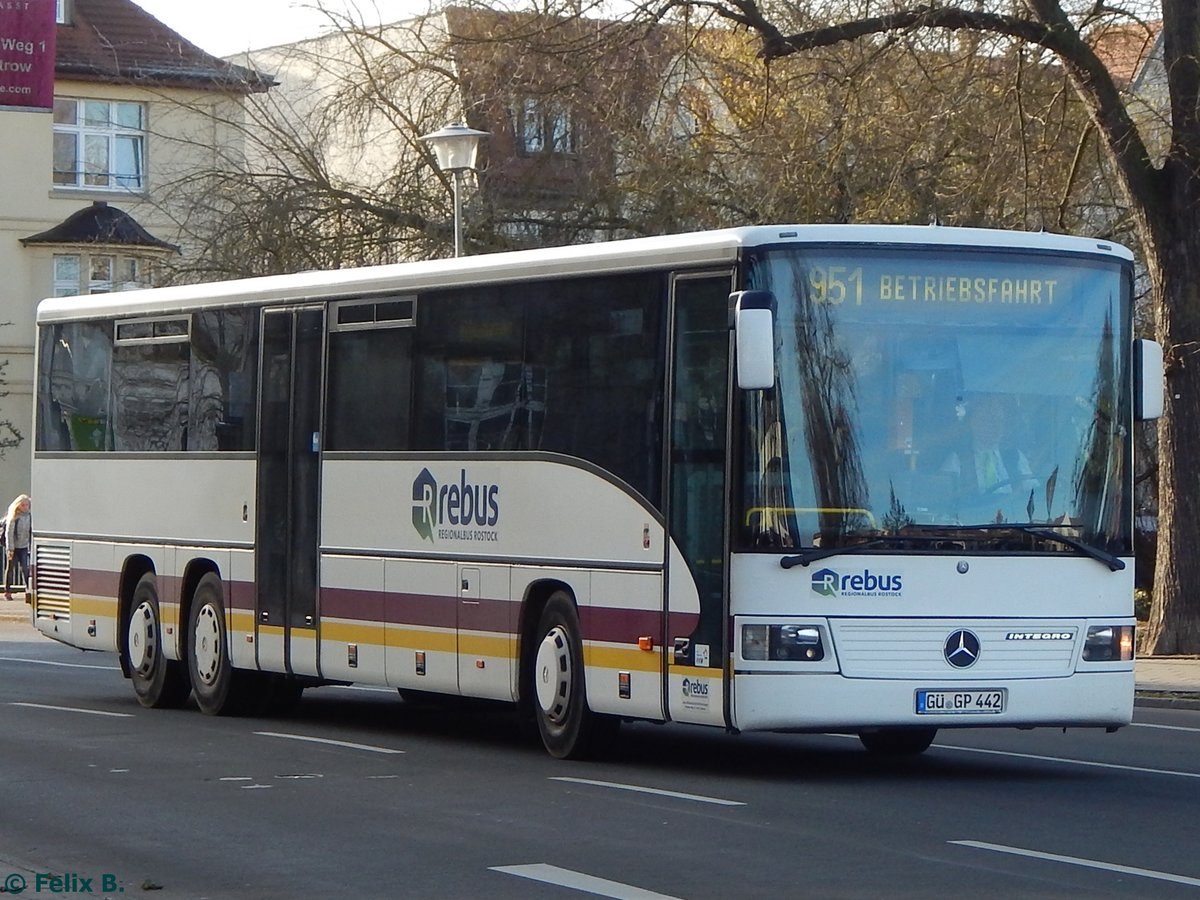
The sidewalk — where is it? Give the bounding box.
[2,595,1197,708]
[0,593,30,623]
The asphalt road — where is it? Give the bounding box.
[2,623,1198,900]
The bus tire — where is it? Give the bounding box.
[187,573,248,716]
[858,727,937,756]
[126,573,191,709]
[530,591,616,759]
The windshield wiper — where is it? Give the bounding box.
[966,523,1126,572]
[781,539,891,569]
[779,525,1125,572]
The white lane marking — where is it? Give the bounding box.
[0,656,115,670]
[1132,722,1200,734]
[951,840,1200,888]
[550,776,745,807]
[827,734,1200,780]
[241,784,273,790]
[254,731,404,754]
[220,777,253,782]
[934,743,1200,779]
[491,864,683,899]
[276,774,323,780]
[10,702,133,718]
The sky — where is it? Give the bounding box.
[130,1,433,57]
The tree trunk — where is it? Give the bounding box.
[1145,177,1200,654]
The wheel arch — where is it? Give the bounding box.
[116,555,155,678]
[517,578,577,704]
[178,558,223,663]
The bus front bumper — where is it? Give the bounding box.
[730,669,1134,732]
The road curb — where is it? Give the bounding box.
[1134,692,1200,711]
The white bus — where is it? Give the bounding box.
[29,225,1162,758]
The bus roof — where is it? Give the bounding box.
[37,224,1134,323]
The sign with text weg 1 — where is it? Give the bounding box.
[0,0,56,111]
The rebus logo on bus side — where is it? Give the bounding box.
[411,467,500,543]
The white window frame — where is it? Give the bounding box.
[54,252,154,296]
[52,97,147,192]
[56,0,67,24]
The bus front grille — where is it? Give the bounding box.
[33,543,71,620]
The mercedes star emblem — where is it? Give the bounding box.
[944,629,981,668]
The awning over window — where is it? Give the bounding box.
[21,202,178,252]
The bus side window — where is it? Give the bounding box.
[37,321,114,452]
[327,326,413,451]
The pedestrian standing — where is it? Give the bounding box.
[5,494,31,600]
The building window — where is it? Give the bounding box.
[54,253,153,296]
[511,98,577,155]
[56,0,68,24]
[52,98,147,191]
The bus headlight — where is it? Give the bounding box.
[1082,625,1134,662]
[741,624,824,661]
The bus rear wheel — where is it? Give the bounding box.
[126,573,190,709]
[858,727,937,756]
[188,573,250,716]
[530,592,617,759]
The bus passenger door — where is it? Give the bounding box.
[666,273,733,727]
[256,306,323,677]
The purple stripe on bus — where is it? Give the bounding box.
[322,586,458,630]
[668,611,702,637]
[581,605,666,643]
[70,568,120,598]
[228,578,255,611]
[65,568,689,644]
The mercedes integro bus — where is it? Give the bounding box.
[28,225,1162,758]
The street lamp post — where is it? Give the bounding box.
[419,123,489,257]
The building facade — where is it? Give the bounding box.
[0,0,269,502]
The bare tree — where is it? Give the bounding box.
[145,2,1175,633]
[644,0,1189,651]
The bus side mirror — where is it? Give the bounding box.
[1135,339,1164,420]
[731,290,775,390]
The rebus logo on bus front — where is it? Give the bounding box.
[811,567,903,598]
[411,467,501,543]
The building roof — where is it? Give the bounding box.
[1090,19,1162,85]
[21,201,179,252]
[56,0,273,92]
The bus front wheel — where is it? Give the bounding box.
[125,573,191,709]
[530,592,616,759]
[858,727,937,756]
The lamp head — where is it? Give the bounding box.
[420,123,489,172]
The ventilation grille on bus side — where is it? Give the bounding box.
[34,544,71,620]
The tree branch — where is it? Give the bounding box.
[723,1,1166,236]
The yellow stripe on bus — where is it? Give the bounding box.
[584,643,662,673]
[71,597,116,618]
[57,600,662,677]
[669,662,724,678]
[458,633,512,657]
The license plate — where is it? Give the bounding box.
[916,688,1006,715]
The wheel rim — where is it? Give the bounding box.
[534,625,573,723]
[127,600,157,676]
[193,603,223,687]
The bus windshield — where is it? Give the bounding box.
[739,244,1132,556]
